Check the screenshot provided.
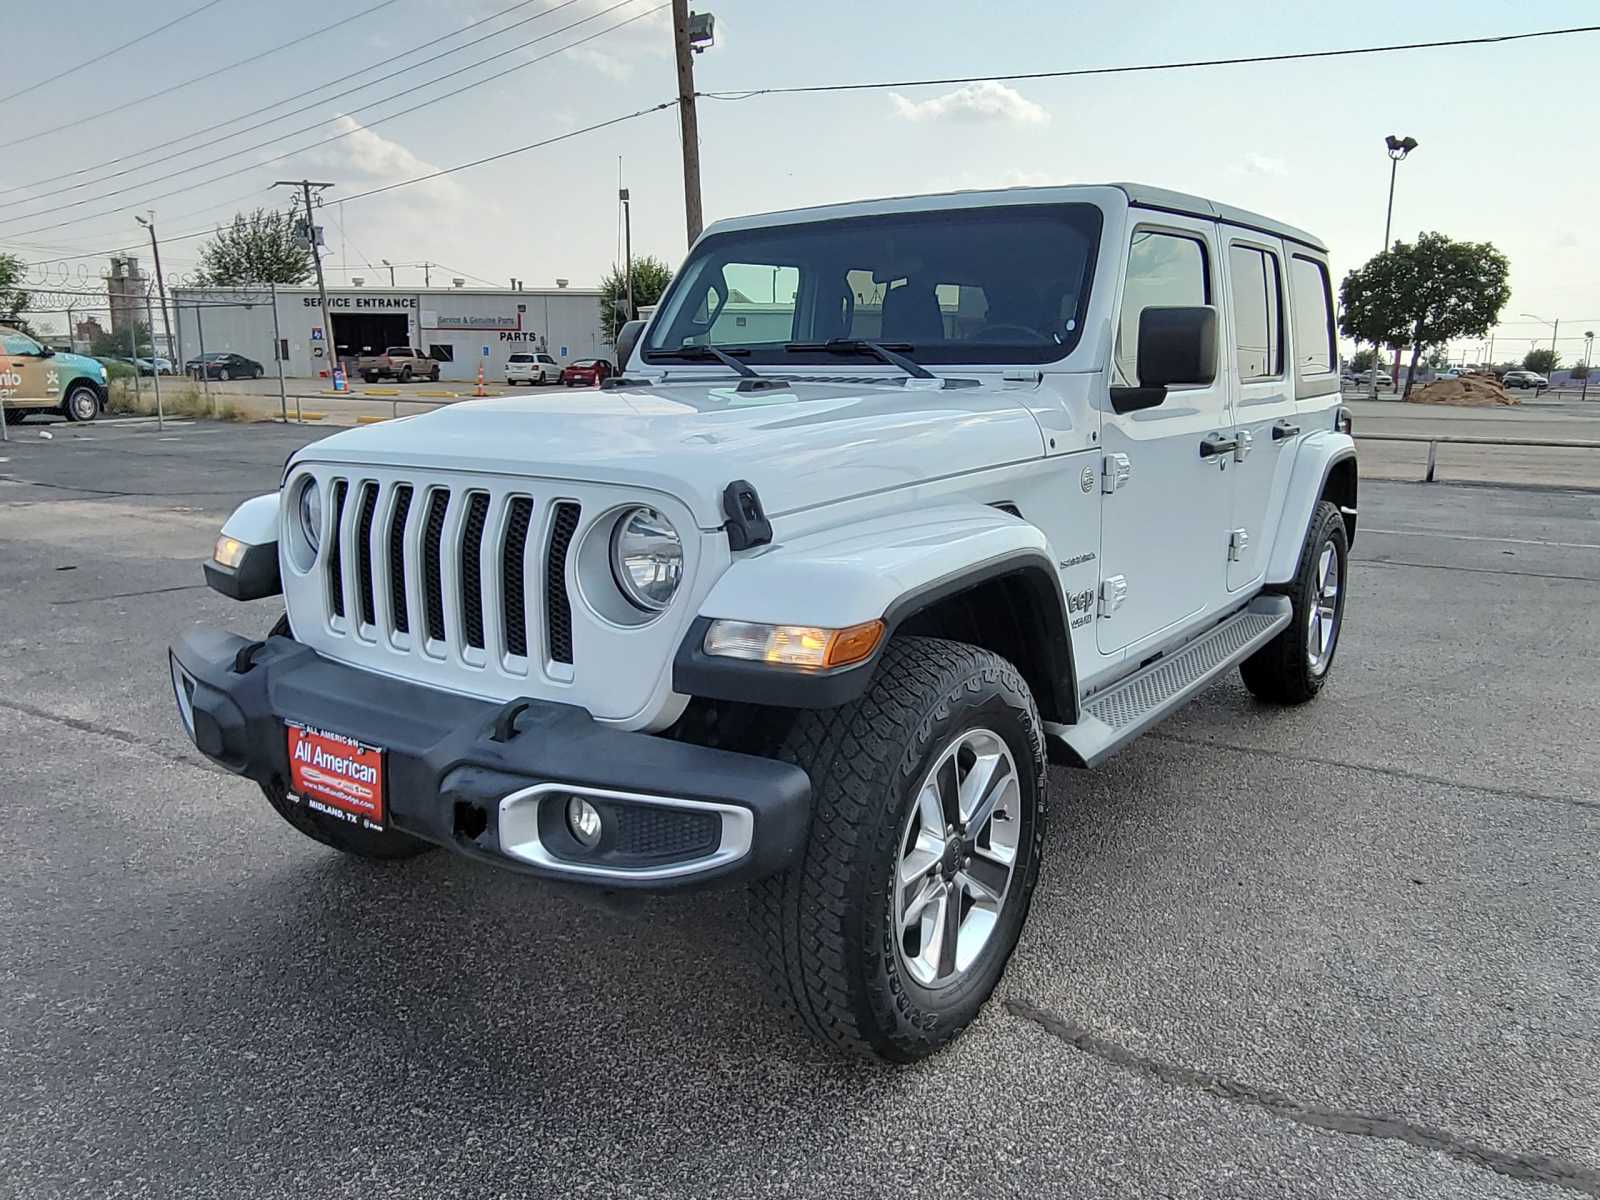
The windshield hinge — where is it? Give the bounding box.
[722,479,773,551]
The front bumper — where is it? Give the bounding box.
[169,628,811,890]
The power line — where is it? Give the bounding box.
[18,102,676,269]
[0,0,655,235]
[0,0,401,157]
[699,24,1600,101]
[0,0,232,108]
[0,0,570,197]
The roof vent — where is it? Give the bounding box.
[452,277,465,288]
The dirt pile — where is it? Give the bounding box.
[1408,375,1519,407]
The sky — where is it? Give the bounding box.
[3,0,1596,364]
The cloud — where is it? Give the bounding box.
[890,81,1049,125]
[297,117,465,206]
[1232,152,1288,177]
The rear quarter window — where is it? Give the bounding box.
[1289,254,1337,394]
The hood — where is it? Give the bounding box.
[55,352,105,377]
[300,376,1046,528]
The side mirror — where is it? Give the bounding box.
[1110,306,1217,414]
[614,319,646,371]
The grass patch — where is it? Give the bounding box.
[106,378,251,422]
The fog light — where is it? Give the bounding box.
[566,795,603,848]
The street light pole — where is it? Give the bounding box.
[1520,313,1560,383]
[1373,134,1418,400]
[1582,331,1593,403]
[135,212,176,367]
[619,187,634,321]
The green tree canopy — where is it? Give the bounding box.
[91,322,151,358]
[1349,347,1386,372]
[196,208,312,287]
[1522,348,1561,375]
[1339,231,1511,398]
[599,255,672,343]
[1425,347,1451,369]
[0,253,30,331]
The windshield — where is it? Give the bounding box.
[645,203,1102,366]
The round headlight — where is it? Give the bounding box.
[298,479,323,556]
[609,506,682,612]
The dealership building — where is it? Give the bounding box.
[170,283,608,381]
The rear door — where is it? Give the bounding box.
[1097,216,1234,655]
[1220,230,1298,590]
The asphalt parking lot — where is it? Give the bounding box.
[2,418,1598,1199]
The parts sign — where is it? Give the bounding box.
[286,722,385,829]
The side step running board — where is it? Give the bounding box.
[1046,594,1292,768]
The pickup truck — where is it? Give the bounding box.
[357,346,441,383]
[173,182,1356,1063]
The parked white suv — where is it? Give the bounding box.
[506,351,559,386]
[172,183,1355,1062]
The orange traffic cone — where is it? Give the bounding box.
[475,360,486,397]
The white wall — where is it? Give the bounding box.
[172,287,606,381]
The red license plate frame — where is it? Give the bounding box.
[285,722,386,829]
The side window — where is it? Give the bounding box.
[3,332,40,355]
[1116,231,1209,385]
[1289,255,1335,378]
[1228,243,1283,380]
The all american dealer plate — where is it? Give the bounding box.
[285,721,386,831]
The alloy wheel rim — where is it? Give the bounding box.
[1307,539,1341,674]
[893,727,1021,989]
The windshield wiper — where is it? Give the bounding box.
[652,344,760,377]
[784,338,936,380]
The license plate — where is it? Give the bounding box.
[286,722,386,830]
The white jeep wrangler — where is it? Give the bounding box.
[171,184,1355,1062]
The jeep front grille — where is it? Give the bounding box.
[319,475,582,672]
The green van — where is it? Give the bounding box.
[0,326,108,424]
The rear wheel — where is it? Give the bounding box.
[1240,500,1349,704]
[400,366,413,382]
[63,385,99,422]
[363,371,379,383]
[752,637,1046,1061]
[257,613,435,861]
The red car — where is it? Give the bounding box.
[561,358,613,387]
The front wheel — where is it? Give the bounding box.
[253,367,263,379]
[752,637,1047,1062]
[63,385,99,422]
[1240,500,1349,704]
[400,367,413,382]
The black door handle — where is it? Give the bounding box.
[1271,420,1301,441]
[1199,432,1239,459]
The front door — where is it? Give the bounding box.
[0,330,54,411]
[1220,231,1299,591]
[1097,217,1234,655]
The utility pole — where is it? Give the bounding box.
[382,259,396,287]
[143,289,165,431]
[671,0,705,246]
[1582,331,1593,403]
[423,262,432,288]
[135,212,175,367]
[274,180,336,379]
[620,187,634,321]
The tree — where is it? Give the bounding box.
[1339,231,1511,399]
[90,321,151,358]
[599,255,672,343]
[196,208,312,286]
[0,253,29,331]
[1425,347,1451,369]
[1523,348,1560,375]
[1350,347,1386,372]
[1572,362,1590,380]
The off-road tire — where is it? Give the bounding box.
[752,636,1047,1062]
[1240,500,1348,705]
[63,385,99,423]
[399,366,413,382]
[428,367,440,382]
[257,613,434,861]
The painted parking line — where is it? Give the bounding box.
[1363,527,1600,551]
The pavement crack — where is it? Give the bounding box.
[51,583,209,606]
[0,696,230,779]
[1007,997,1600,1196]
[1149,731,1600,813]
